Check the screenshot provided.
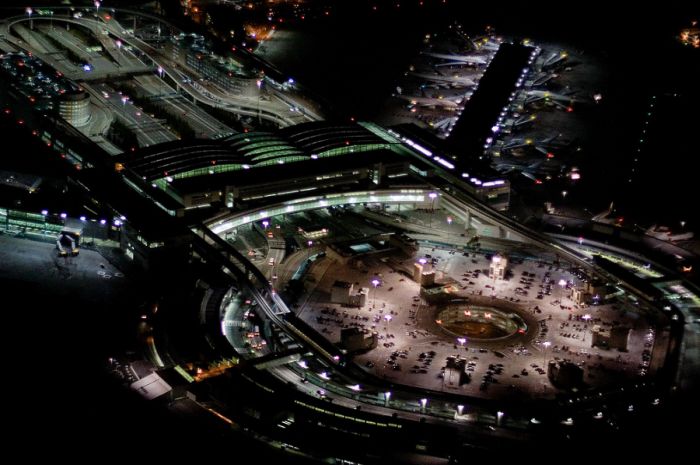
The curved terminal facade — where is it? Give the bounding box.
[115,120,689,462]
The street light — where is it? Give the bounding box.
[428,192,438,227]
[385,391,391,406]
[496,411,504,426]
[371,278,380,308]
[256,79,262,123]
[457,337,466,348]
[306,239,313,260]
[457,405,464,416]
[420,398,428,412]
[94,1,101,14]
[558,278,567,300]
[542,341,551,367]
[384,313,392,331]
[25,7,33,30]
[582,314,591,341]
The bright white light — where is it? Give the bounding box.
[80,216,86,221]
[403,138,432,157]
[349,384,361,391]
[41,209,48,216]
[319,371,330,380]
[482,180,505,187]
[558,279,567,286]
[99,219,107,225]
[60,212,67,219]
[433,156,455,169]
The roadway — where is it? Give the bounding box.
[1,11,322,128]
[132,74,233,139]
[86,82,177,147]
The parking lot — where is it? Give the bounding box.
[295,239,664,400]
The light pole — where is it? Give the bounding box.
[457,337,466,349]
[94,1,101,15]
[306,239,313,261]
[582,314,591,342]
[428,192,438,227]
[384,313,392,331]
[256,79,262,124]
[371,278,380,308]
[25,7,33,30]
[420,398,427,413]
[558,278,567,301]
[542,341,551,367]
[384,391,391,407]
